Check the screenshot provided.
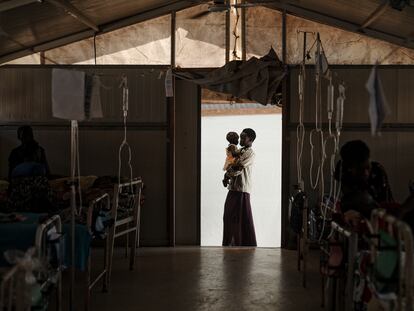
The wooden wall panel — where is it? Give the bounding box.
[396,133,414,202]
[0,127,169,245]
[288,130,402,203]
[0,66,170,246]
[287,65,414,219]
[0,67,167,123]
[174,80,200,245]
[0,66,203,246]
[397,69,414,123]
[289,67,399,124]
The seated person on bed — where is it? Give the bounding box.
[11,150,47,179]
[334,140,393,224]
[8,125,50,181]
[7,144,54,214]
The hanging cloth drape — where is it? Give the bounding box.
[52,68,103,121]
[173,48,286,106]
[366,66,390,136]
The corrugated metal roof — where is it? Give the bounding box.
[265,0,414,49]
[0,0,413,64]
[0,0,194,63]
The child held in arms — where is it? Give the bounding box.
[222,132,242,187]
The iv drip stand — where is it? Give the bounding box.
[69,120,77,311]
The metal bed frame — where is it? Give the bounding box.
[370,209,414,311]
[319,209,414,311]
[84,192,111,311]
[0,215,63,311]
[320,221,358,311]
[0,264,30,311]
[107,178,143,284]
[297,195,309,288]
[35,214,63,311]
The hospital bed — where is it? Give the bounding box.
[107,178,143,284]
[0,214,63,311]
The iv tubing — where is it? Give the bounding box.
[118,76,133,186]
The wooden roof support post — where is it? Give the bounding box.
[171,10,176,68]
[241,0,247,61]
[282,8,287,63]
[226,3,231,63]
[281,8,289,249]
[168,10,176,247]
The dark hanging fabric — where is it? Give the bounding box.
[173,48,286,106]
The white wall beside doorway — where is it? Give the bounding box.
[201,113,282,247]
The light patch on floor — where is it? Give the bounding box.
[85,247,322,311]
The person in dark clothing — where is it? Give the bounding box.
[334,140,393,220]
[7,128,53,213]
[8,126,50,181]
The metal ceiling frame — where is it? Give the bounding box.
[0,0,41,12]
[46,0,99,32]
[265,1,414,50]
[1,0,414,64]
[359,0,390,30]
[0,0,197,64]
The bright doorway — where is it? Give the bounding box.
[200,100,282,247]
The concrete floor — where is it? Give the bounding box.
[85,247,322,311]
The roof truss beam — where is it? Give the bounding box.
[0,0,195,64]
[45,0,99,32]
[0,0,41,12]
[266,1,414,50]
[360,0,389,30]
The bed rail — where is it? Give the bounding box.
[108,178,143,285]
[85,192,111,311]
[35,215,63,311]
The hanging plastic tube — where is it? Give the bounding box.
[336,83,345,135]
[69,119,79,311]
[325,75,337,201]
[327,76,335,135]
[333,83,345,205]
[118,76,133,186]
[310,34,325,191]
[314,33,323,132]
[296,65,306,190]
[318,80,346,242]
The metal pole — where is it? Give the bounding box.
[225,4,230,63]
[69,120,77,311]
[303,32,307,64]
[241,0,246,61]
[282,9,287,64]
[171,11,176,68]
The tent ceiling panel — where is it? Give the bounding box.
[1,2,87,55]
[69,0,171,25]
[263,0,414,49]
[0,0,414,63]
[0,0,193,63]
[369,7,414,39]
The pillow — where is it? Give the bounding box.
[79,176,98,191]
[49,176,98,192]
